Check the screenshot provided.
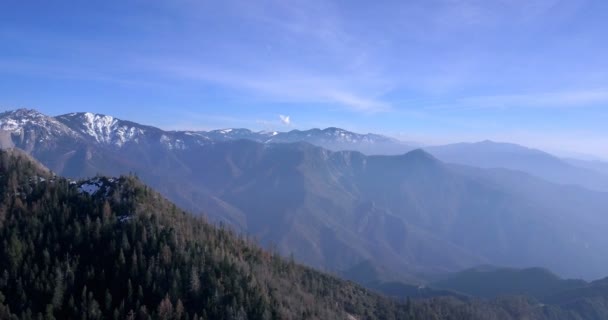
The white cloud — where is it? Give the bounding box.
[279,115,291,125]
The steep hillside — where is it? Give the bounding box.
[0,150,411,319]
[2,149,594,320]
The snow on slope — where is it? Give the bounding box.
[59,112,147,147]
[77,177,117,196]
[0,109,78,138]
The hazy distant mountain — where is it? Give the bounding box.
[425,140,608,192]
[266,127,415,154]
[2,109,608,281]
[366,264,608,318]
[340,260,466,300]
[564,158,608,176]
[431,266,587,300]
[341,260,414,285]
[544,277,608,319]
[196,127,415,154]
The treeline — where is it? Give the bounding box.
[0,149,605,320]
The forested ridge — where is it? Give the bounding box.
[0,149,606,320]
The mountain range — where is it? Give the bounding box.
[3,108,607,190]
[1,108,608,282]
[5,148,608,319]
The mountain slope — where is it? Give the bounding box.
[0,149,415,319]
[170,141,491,275]
[56,112,152,147]
[162,140,608,279]
[2,149,594,320]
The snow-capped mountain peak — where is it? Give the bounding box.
[0,108,77,138]
[3,108,46,119]
[56,112,146,147]
[323,127,355,139]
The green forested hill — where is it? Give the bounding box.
[0,149,604,320]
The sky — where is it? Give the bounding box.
[1,0,607,159]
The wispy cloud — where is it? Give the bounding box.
[134,0,393,113]
[0,59,160,88]
[451,89,608,109]
[154,62,391,112]
[279,114,290,125]
[322,90,390,112]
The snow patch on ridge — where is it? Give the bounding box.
[0,109,77,137]
[77,177,117,196]
[79,112,145,147]
[79,182,101,195]
[160,134,187,150]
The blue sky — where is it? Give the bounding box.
[1,0,607,158]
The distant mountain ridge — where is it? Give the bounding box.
[359,263,608,318]
[3,108,607,190]
[564,158,608,176]
[0,109,413,153]
[425,140,608,192]
[430,266,588,300]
